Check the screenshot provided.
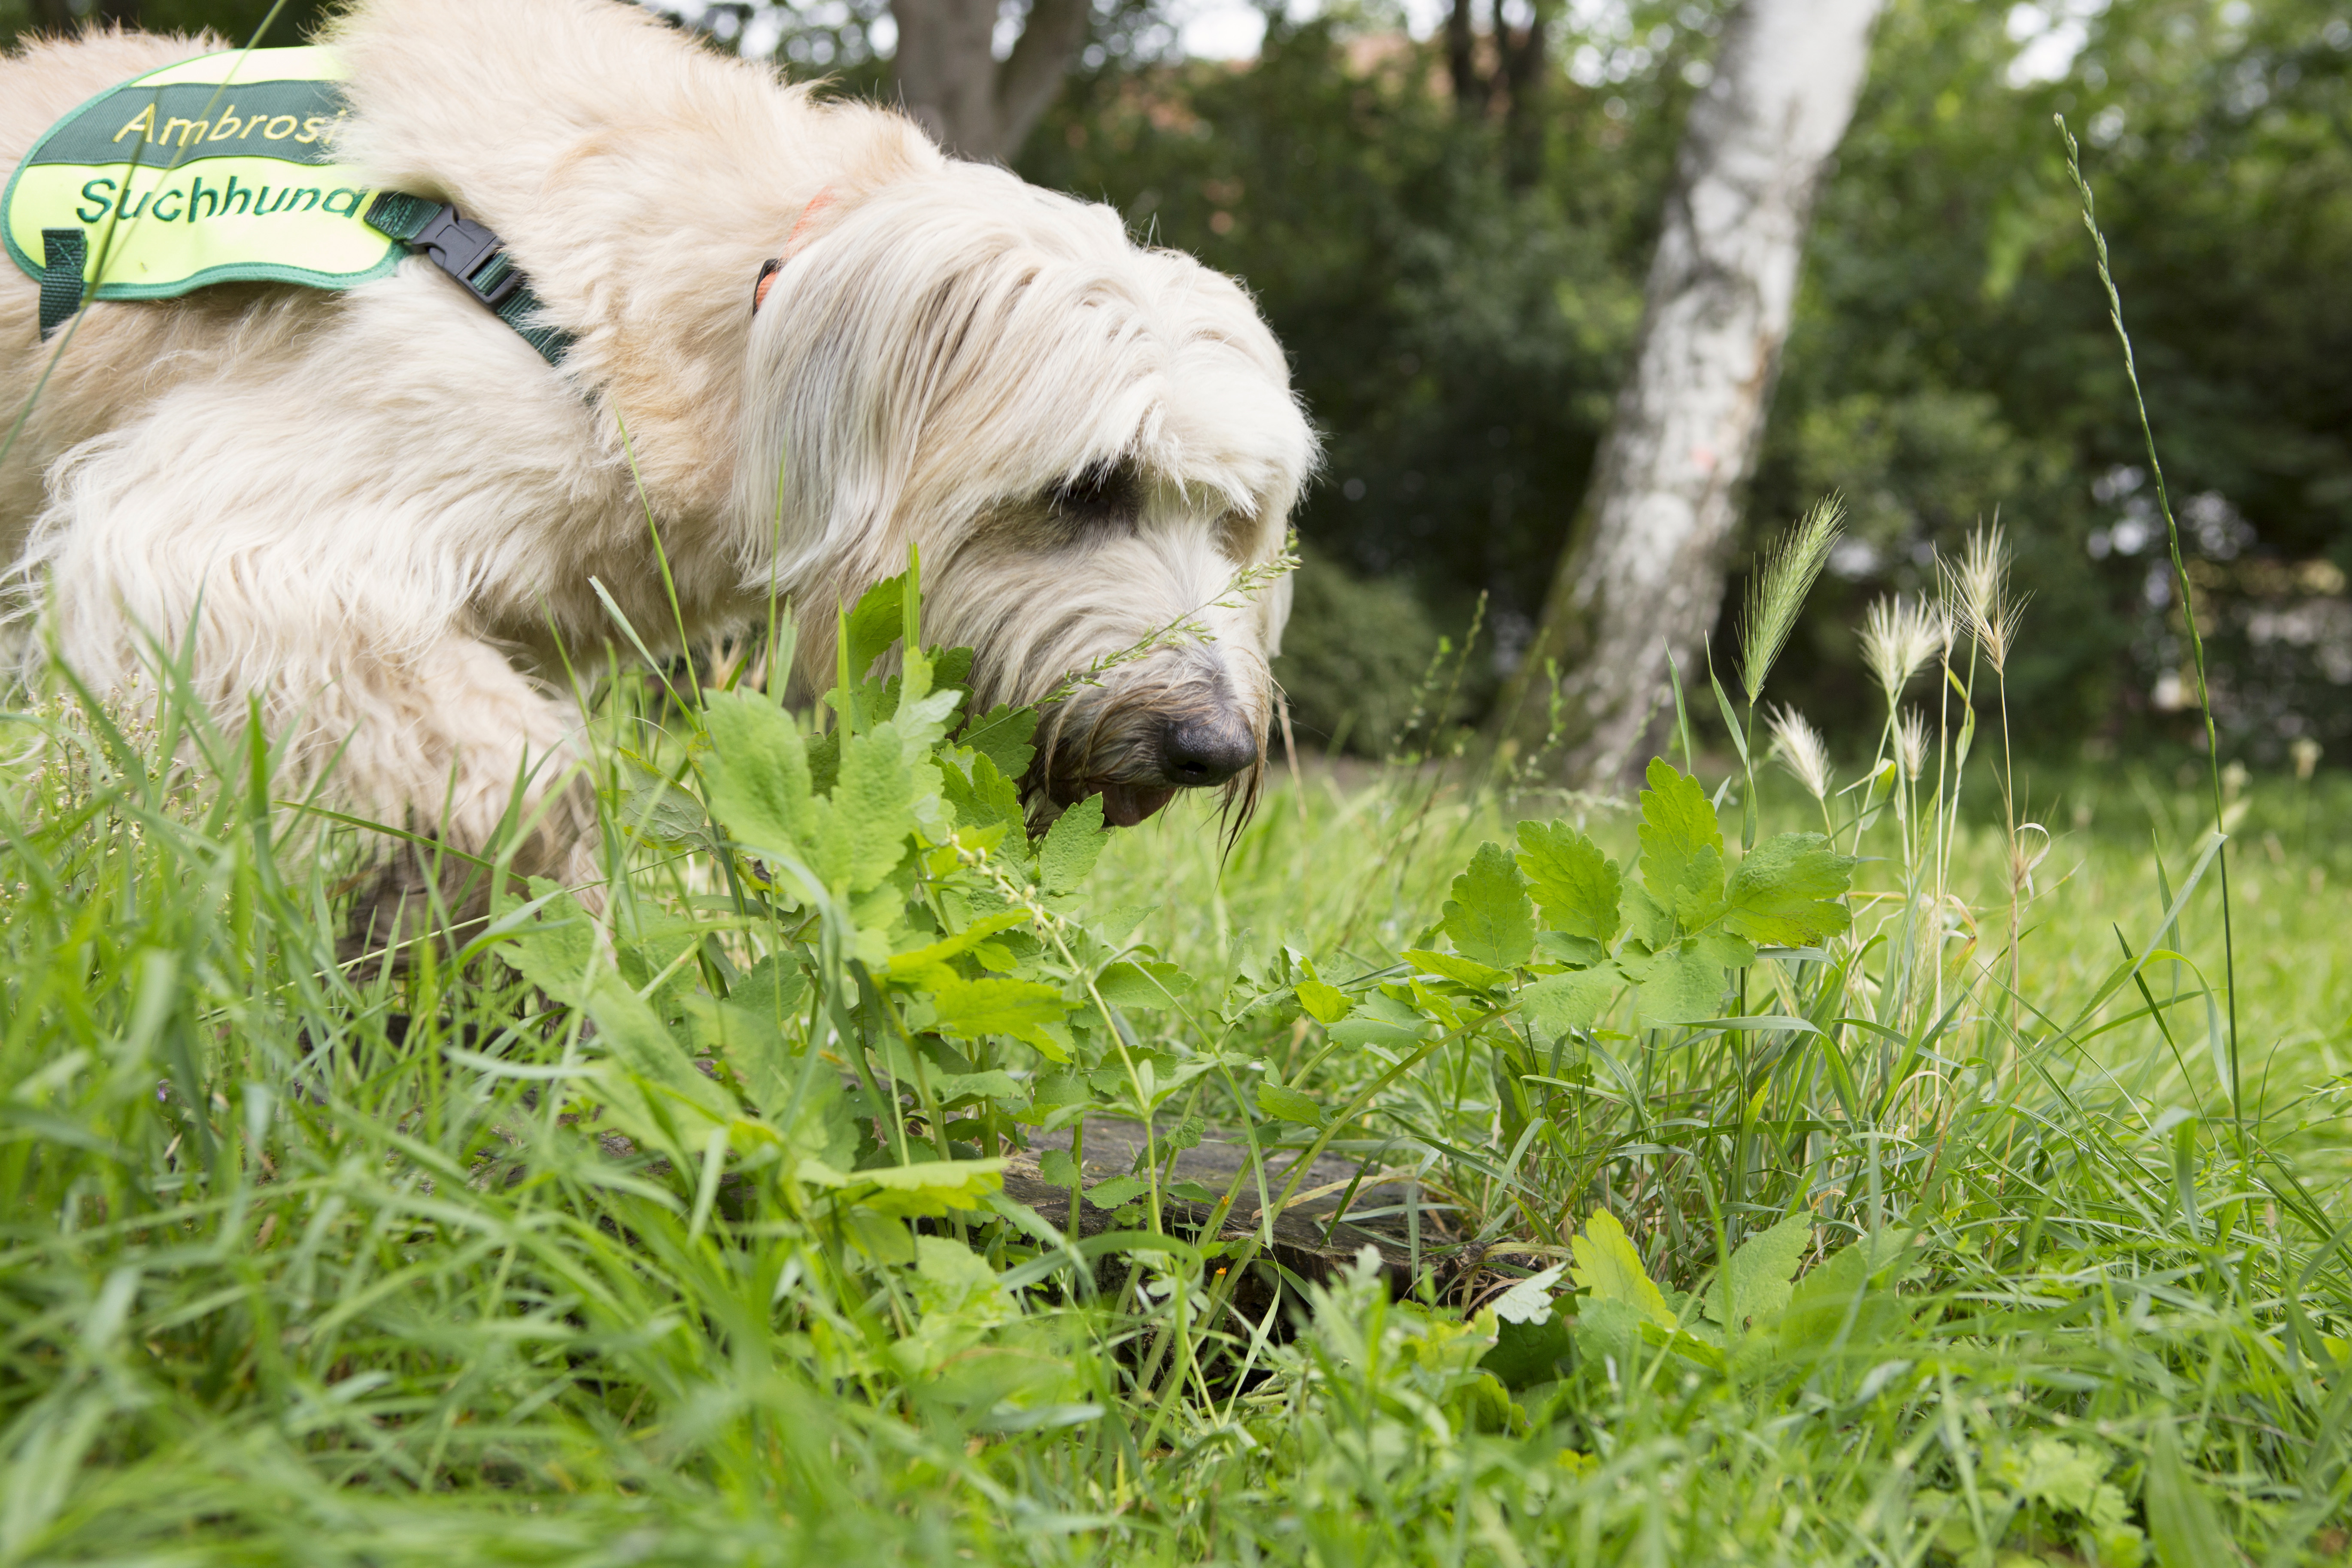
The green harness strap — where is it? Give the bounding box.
[36,194,574,362]
[38,229,87,339]
[363,191,574,366]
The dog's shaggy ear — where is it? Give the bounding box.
[728,168,1313,597]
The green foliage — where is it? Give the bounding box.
[1266,546,1449,755]
[1515,817,1622,945]
[1011,0,2352,756]
[1438,840,1534,970]
[3,629,2350,1562]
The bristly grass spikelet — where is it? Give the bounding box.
[1859,594,1943,710]
[1895,707,1930,783]
[1739,495,1843,705]
[1946,523,2028,676]
[1766,704,1831,804]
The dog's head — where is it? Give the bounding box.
[734,161,1315,827]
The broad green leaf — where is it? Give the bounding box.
[806,1157,1007,1217]
[1296,978,1352,1024]
[1094,958,1191,1010]
[1442,841,1536,970]
[959,702,1040,782]
[1536,931,1609,967]
[1520,967,1620,1034]
[1706,1210,1815,1332]
[1693,928,1759,971]
[1630,941,1726,1027]
[830,719,926,894]
[1622,886,1676,952]
[698,692,816,864]
[1327,1017,1425,1052]
[1086,1174,1150,1208]
[840,575,905,684]
[725,952,810,1028]
[926,975,1073,1060]
[1403,949,1512,992]
[942,749,1026,846]
[1256,1083,1324,1125]
[681,995,800,1123]
[1038,794,1110,894]
[1716,831,1857,946]
[1776,1232,1913,1354]
[699,1027,855,1168]
[928,1069,1022,1104]
[1638,757,1724,925]
[911,1232,1013,1314]
[1482,1313,1575,1391]
[1572,1295,1645,1363]
[583,973,737,1124]
[1569,1210,1675,1331]
[880,910,1032,986]
[492,878,598,1003]
[1516,820,1623,943]
[610,905,710,1016]
[1988,1438,2108,1518]
[931,645,976,691]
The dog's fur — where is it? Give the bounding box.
[0,0,1314,898]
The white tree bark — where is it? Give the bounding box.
[892,0,1092,163]
[1492,0,1884,782]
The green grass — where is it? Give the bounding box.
[6,639,2352,1566]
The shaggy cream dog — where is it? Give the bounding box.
[0,0,1313,903]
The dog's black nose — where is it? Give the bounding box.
[1160,714,1258,787]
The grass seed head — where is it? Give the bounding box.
[1767,704,1833,801]
[1740,496,1844,704]
[1859,595,1943,710]
[1944,524,2027,675]
[1895,707,1930,782]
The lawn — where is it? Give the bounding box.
[5,578,2351,1568]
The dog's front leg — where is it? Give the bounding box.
[32,419,603,953]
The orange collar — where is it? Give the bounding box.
[754,186,835,312]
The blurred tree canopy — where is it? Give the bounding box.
[6,0,2347,762]
[1021,0,2352,763]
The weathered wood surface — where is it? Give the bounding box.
[1005,1119,1443,1301]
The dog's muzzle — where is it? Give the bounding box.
[1090,710,1261,827]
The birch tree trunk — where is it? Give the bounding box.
[892,0,1093,163]
[1488,0,1884,783]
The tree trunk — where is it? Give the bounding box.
[1498,0,1550,189]
[892,0,1092,163]
[1487,0,1884,785]
[1446,0,1489,121]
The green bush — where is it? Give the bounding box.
[1273,548,1445,755]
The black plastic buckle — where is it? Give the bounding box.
[409,203,523,311]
